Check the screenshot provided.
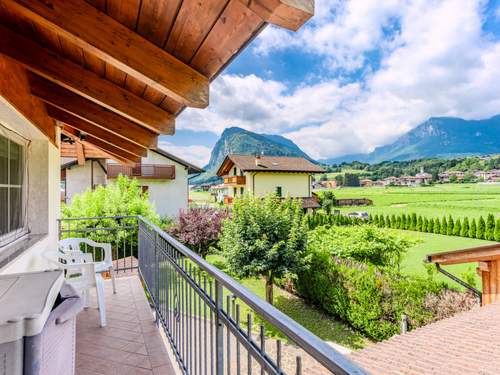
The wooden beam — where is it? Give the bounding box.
[62,127,139,164]
[240,0,314,31]
[47,106,147,158]
[427,244,500,266]
[75,141,85,165]
[29,74,157,148]
[0,25,175,134]
[6,0,209,108]
[0,55,57,145]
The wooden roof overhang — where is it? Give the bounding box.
[0,0,314,164]
[427,243,500,306]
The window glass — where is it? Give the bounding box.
[0,137,7,185]
[0,187,7,235]
[9,141,22,185]
[276,186,282,197]
[9,187,21,230]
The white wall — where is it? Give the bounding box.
[108,150,189,218]
[247,172,311,198]
[0,97,60,274]
[65,159,106,204]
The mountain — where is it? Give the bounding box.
[321,115,500,164]
[191,127,314,184]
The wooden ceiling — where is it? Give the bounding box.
[0,0,313,164]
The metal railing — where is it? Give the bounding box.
[58,216,367,375]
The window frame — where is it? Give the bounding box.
[275,186,283,197]
[0,131,28,248]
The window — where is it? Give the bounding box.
[233,187,237,196]
[275,186,282,197]
[0,133,26,246]
[233,167,237,176]
[240,187,244,195]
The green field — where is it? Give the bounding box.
[329,183,500,220]
[393,229,495,289]
[189,191,215,205]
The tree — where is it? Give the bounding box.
[433,218,441,234]
[461,217,470,237]
[486,214,496,241]
[169,207,229,258]
[401,214,408,230]
[343,173,360,187]
[453,218,462,236]
[441,217,448,235]
[379,215,386,227]
[220,195,307,305]
[320,174,328,181]
[416,216,423,232]
[477,216,486,239]
[318,190,336,213]
[423,218,429,232]
[469,218,477,238]
[447,215,454,236]
[409,213,417,231]
[335,174,344,187]
[495,219,500,242]
[427,218,434,233]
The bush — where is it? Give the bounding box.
[495,219,500,242]
[169,207,229,258]
[486,214,495,241]
[469,218,477,238]
[295,252,473,341]
[477,216,486,239]
[461,217,470,237]
[307,225,413,269]
[220,195,308,304]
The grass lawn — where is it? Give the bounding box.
[207,254,368,349]
[394,229,496,289]
[189,191,214,205]
[328,183,500,220]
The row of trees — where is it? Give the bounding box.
[370,213,500,241]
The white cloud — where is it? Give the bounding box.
[157,141,211,168]
[177,0,500,161]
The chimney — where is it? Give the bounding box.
[255,154,262,166]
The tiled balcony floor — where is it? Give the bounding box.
[75,276,177,375]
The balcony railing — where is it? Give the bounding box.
[223,195,233,205]
[223,175,246,185]
[58,216,367,375]
[107,163,175,179]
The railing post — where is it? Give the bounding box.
[215,280,224,375]
[154,230,160,327]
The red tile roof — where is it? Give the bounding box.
[350,302,500,374]
[217,154,325,176]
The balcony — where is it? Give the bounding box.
[223,175,246,186]
[107,163,175,179]
[224,195,234,205]
[58,216,366,375]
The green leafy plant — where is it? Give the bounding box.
[219,195,308,305]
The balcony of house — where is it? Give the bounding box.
[107,163,176,180]
[223,175,246,186]
[55,216,366,375]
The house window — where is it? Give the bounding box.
[233,187,237,196]
[240,187,244,195]
[233,167,237,176]
[0,133,26,246]
[275,186,282,197]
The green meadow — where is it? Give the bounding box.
[330,183,500,220]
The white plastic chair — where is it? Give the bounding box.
[59,238,117,294]
[47,250,107,327]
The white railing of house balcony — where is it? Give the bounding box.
[58,216,368,375]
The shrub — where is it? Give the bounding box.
[453,218,462,236]
[317,190,336,213]
[220,195,307,304]
[307,225,413,269]
[486,214,496,241]
[495,219,500,242]
[427,218,434,233]
[441,217,447,235]
[169,207,229,258]
[416,216,423,232]
[477,216,486,239]
[447,215,454,236]
[409,213,417,231]
[461,217,470,237]
[433,218,441,234]
[469,218,477,238]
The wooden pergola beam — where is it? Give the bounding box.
[0,25,175,134]
[6,0,209,108]
[427,244,500,266]
[47,106,147,158]
[62,127,139,165]
[29,74,157,149]
[240,0,314,31]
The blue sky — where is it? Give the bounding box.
[160,0,500,166]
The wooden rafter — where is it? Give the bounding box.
[0,55,57,144]
[240,0,314,31]
[47,106,147,158]
[29,74,157,148]
[0,25,175,134]
[6,0,209,108]
[61,141,113,160]
[62,127,139,165]
[427,244,500,266]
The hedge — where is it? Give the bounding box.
[305,212,362,230]
[369,212,500,241]
[294,252,476,341]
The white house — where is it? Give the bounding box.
[61,148,203,218]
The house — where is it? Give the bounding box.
[438,170,465,182]
[210,183,229,203]
[61,148,203,217]
[414,167,433,184]
[0,3,368,375]
[360,178,373,187]
[216,154,325,210]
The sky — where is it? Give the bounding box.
[159,0,500,167]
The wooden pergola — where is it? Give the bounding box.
[0,0,313,164]
[427,243,500,306]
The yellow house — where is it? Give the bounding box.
[216,154,325,209]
